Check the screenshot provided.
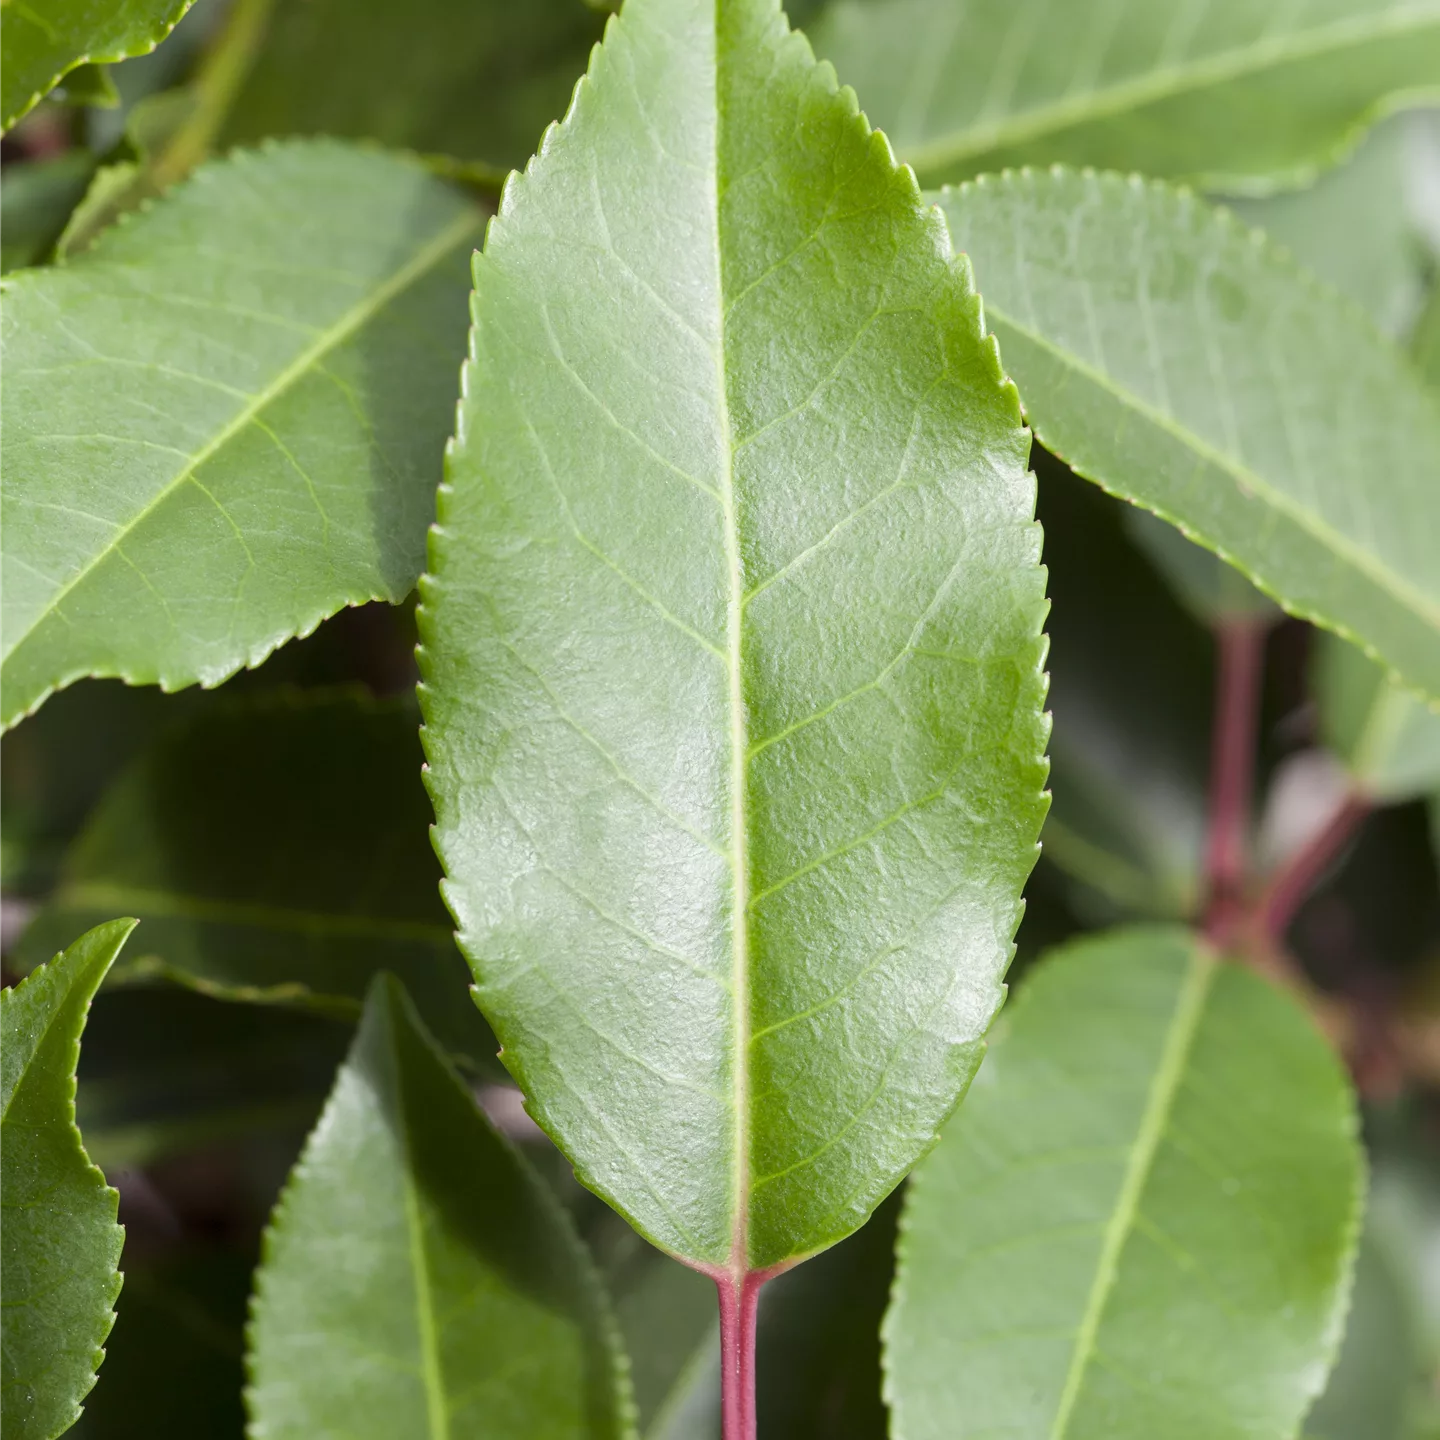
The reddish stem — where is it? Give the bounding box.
[1203,619,1268,944]
[715,1270,766,1440]
[1258,792,1370,942]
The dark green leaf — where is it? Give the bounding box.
[1316,632,1440,803]
[222,0,603,184]
[419,0,1049,1272]
[13,689,494,1065]
[0,154,96,274]
[52,64,121,109]
[937,169,1440,702]
[0,140,482,730]
[808,0,1440,190]
[0,0,194,131]
[246,975,631,1438]
[1,919,134,1440]
[885,926,1363,1440]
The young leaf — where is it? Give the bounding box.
[0,140,482,731]
[418,0,1050,1276]
[884,927,1363,1440]
[936,169,1440,702]
[245,975,631,1439]
[1316,632,1440,803]
[222,0,604,185]
[1,918,135,1440]
[12,690,494,1064]
[807,0,1440,190]
[0,0,194,132]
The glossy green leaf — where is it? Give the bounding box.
[246,975,631,1439]
[884,926,1363,1440]
[13,689,494,1063]
[418,0,1050,1273]
[0,0,194,132]
[0,139,482,730]
[0,153,96,274]
[222,0,603,184]
[808,0,1440,191]
[1,918,134,1440]
[937,169,1440,702]
[1317,632,1440,803]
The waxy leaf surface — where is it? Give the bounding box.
[13,689,494,1063]
[937,170,1440,702]
[0,140,481,730]
[419,0,1050,1274]
[1316,632,1440,803]
[884,927,1363,1440]
[0,0,193,131]
[809,0,1440,190]
[246,976,630,1439]
[1,918,134,1440]
[223,0,604,184]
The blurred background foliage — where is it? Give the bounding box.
[3,0,1439,1434]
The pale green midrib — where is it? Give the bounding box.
[1049,943,1216,1438]
[3,204,483,665]
[711,2,751,1276]
[984,302,1440,634]
[898,7,1440,173]
[51,880,453,945]
[392,1021,452,1440]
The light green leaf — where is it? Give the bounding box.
[808,0,1440,191]
[245,975,632,1439]
[13,689,494,1064]
[1,918,135,1440]
[222,0,603,185]
[0,0,194,132]
[936,169,1440,702]
[884,926,1363,1440]
[1317,632,1440,802]
[418,0,1050,1273]
[0,139,483,731]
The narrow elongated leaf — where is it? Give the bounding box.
[0,0,194,132]
[13,690,494,1063]
[222,0,603,183]
[808,0,1440,190]
[0,140,482,730]
[1317,632,1440,802]
[937,170,1440,702]
[418,0,1050,1274]
[884,927,1363,1440]
[1,918,135,1440]
[246,975,631,1439]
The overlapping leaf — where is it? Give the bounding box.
[419,0,1049,1274]
[0,140,482,730]
[13,689,493,1062]
[246,976,631,1439]
[809,0,1440,190]
[2,919,134,1440]
[884,927,1363,1440]
[0,0,194,132]
[937,169,1440,702]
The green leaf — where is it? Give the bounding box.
[1317,632,1440,803]
[0,0,195,132]
[13,689,494,1064]
[0,153,96,274]
[884,926,1363,1440]
[52,64,121,110]
[808,0,1440,191]
[1415,285,1440,385]
[936,169,1440,703]
[222,0,604,185]
[245,975,632,1439]
[1,918,135,1440]
[1229,113,1430,338]
[0,139,482,731]
[418,0,1050,1272]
